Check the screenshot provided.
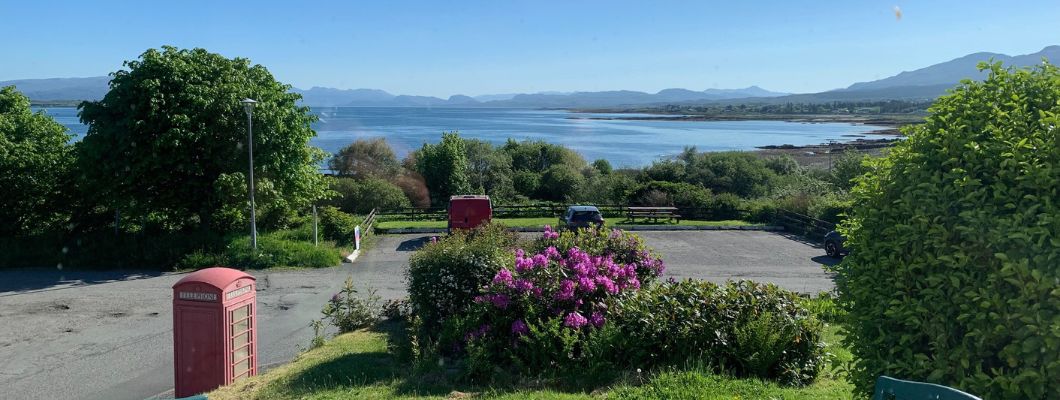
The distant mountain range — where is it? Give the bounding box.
[4,45,1057,108]
[0,76,111,102]
[706,45,1059,106]
[291,85,788,107]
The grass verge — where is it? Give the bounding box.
[376,218,761,230]
[209,322,854,399]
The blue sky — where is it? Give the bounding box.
[1,1,1057,97]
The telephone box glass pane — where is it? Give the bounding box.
[233,357,251,377]
[232,331,251,348]
[232,318,250,334]
[231,304,250,321]
[233,344,251,361]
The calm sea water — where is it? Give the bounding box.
[37,107,893,167]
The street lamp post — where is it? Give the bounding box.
[241,98,258,250]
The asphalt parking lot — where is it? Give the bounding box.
[0,230,835,400]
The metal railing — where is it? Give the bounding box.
[773,209,835,240]
[362,208,378,233]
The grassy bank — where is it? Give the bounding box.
[209,322,853,400]
[376,218,760,230]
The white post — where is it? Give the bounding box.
[242,99,259,251]
[313,205,318,247]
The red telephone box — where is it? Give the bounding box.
[172,267,257,397]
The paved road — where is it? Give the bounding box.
[637,230,838,293]
[0,239,414,400]
[0,230,834,400]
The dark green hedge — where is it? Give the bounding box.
[834,62,1060,399]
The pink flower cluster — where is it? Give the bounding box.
[542,225,560,240]
[477,243,651,336]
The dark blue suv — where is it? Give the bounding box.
[824,230,848,258]
[559,205,605,230]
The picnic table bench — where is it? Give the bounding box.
[626,206,681,224]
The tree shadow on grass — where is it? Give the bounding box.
[362,320,539,398]
[273,350,400,397]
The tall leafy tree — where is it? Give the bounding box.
[0,86,73,235]
[328,137,401,179]
[77,47,328,231]
[463,138,515,201]
[413,132,471,203]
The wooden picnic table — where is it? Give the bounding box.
[626,206,681,224]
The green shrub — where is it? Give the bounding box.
[326,176,411,214]
[798,292,846,324]
[765,155,801,175]
[406,223,516,341]
[630,181,712,208]
[537,164,585,201]
[179,231,342,270]
[743,198,780,224]
[707,192,743,220]
[316,206,360,245]
[834,62,1060,399]
[320,277,380,333]
[608,280,825,386]
[50,230,225,270]
[512,170,541,198]
[452,228,664,379]
[828,151,869,190]
[807,192,852,224]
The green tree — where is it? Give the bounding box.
[328,137,400,179]
[764,155,800,175]
[463,138,516,201]
[537,164,585,201]
[502,139,586,172]
[325,176,411,214]
[414,131,472,203]
[512,170,541,199]
[77,47,328,232]
[828,151,869,190]
[591,158,613,175]
[683,150,775,197]
[834,62,1060,399]
[0,86,73,235]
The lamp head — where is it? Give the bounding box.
[240,98,258,113]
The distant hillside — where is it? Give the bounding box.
[488,86,787,108]
[294,86,787,108]
[842,45,1060,94]
[658,45,1060,107]
[0,76,110,101]
[0,74,788,108]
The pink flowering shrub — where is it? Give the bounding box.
[454,227,664,376]
[529,225,665,283]
[407,223,516,343]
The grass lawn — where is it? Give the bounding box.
[376,218,761,230]
[209,322,855,400]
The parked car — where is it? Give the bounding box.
[448,195,492,233]
[559,205,605,230]
[823,230,848,258]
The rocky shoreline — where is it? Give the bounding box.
[567,113,919,127]
[753,137,901,169]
